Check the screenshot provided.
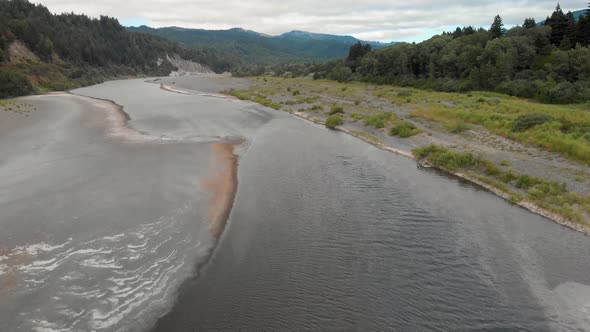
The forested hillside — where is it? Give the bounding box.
[127,26,395,66]
[0,0,229,98]
[250,5,590,104]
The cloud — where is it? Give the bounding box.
[35,0,585,42]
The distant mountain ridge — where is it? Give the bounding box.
[127,26,397,66]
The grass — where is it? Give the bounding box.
[364,112,396,129]
[390,121,421,138]
[227,76,590,166]
[226,89,281,110]
[413,144,589,224]
[328,105,345,115]
[403,90,590,164]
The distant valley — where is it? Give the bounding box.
[127,26,396,65]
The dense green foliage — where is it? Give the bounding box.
[325,114,344,129]
[363,112,396,129]
[0,0,225,97]
[128,26,394,68]
[248,4,590,104]
[0,68,31,97]
[390,121,420,137]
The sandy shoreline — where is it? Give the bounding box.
[62,90,243,240]
[202,139,241,238]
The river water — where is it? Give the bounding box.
[1,78,590,331]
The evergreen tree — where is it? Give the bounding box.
[565,11,576,45]
[523,18,536,28]
[547,4,567,46]
[490,15,505,39]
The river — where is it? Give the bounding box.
[1,78,590,331]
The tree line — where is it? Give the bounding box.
[0,0,230,98]
[237,4,590,104]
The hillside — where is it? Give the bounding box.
[127,26,395,65]
[0,0,228,98]
[248,6,590,104]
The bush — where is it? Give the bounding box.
[397,90,413,97]
[0,69,33,98]
[325,114,344,129]
[412,145,479,170]
[364,112,396,129]
[390,121,420,138]
[329,105,344,115]
[446,120,469,133]
[311,104,323,111]
[512,113,553,132]
[515,174,541,189]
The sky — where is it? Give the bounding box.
[35,1,586,42]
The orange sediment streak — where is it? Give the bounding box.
[201,140,241,238]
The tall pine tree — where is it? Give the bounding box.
[490,15,505,39]
[546,4,568,46]
[523,18,536,28]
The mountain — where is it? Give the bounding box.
[127,26,396,66]
[279,30,395,48]
[0,0,227,98]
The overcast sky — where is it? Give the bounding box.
[35,1,585,42]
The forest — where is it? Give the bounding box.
[0,0,229,98]
[237,4,590,104]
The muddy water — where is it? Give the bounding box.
[2,78,590,331]
[0,80,264,331]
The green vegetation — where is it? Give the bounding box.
[413,144,590,224]
[408,90,590,163]
[239,4,590,104]
[325,114,344,129]
[0,0,226,98]
[390,121,421,137]
[512,113,554,132]
[328,105,345,115]
[226,89,281,110]
[364,112,396,129]
[128,26,394,69]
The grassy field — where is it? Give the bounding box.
[228,77,590,165]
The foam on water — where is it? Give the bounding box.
[1,203,211,332]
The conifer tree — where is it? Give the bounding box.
[547,4,567,46]
[490,15,505,39]
[523,18,536,28]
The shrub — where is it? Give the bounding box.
[311,104,324,111]
[446,121,469,133]
[364,112,396,129]
[499,169,518,183]
[325,114,344,129]
[350,113,365,121]
[512,113,553,132]
[398,90,413,97]
[329,105,345,115]
[412,145,479,170]
[292,90,301,96]
[390,121,420,138]
[0,69,33,98]
[515,174,541,189]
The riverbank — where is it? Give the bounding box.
[278,108,590,236]
[0,79,250,331]
[210,76,590,235]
